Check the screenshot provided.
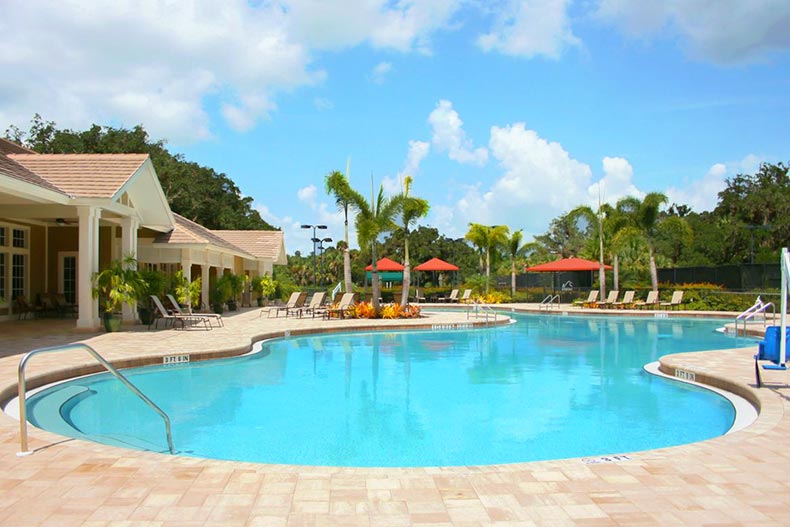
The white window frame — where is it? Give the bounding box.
[58,251,79,303]
[0,222,30,309]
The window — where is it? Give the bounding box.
[12,229,26,248]
[12,254,25,299]
[0,227,5,246]
[0,253,5,301]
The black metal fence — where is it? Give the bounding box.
[657,264,780,290]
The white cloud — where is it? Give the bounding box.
[402,140,431,176]
[666,154,764,212]
[283,0,461,53]
[428,100,488,165]
[0,0,463,143]
[370,62,393,84]
[596,0,790,64]
[587,157,644,205]
[297,184,318,203]
[477,0,580,59]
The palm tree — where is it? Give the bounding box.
[395,176,430,306]
[507,230,526,298]
[325,170,355,294]
[617,192,668,291]
[465,223,510,295]
[350,178,402,311]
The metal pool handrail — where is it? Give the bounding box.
[17,343,175,456]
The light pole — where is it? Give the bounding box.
[301,224,327,286]
[317,237,332,283]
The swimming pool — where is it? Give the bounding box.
[24,313,755,467]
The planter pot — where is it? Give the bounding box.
[227,300,237,312]
[102,313,123,332]
[256,297,266,307]
[138,307,154,326]
[212,303,225,315]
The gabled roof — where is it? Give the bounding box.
[213,230,287,264]
[8,153,148,198]
[0,137,36,155]
[153,214,250,256]
[0,152,68,196]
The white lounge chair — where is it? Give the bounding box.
[572,290,599,308]
[459,289,473,303]
[149,295,210,330]
[660,290,684,310]
[302,292,327,318]
[324,293,356,319]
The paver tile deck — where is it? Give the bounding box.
[0,304,787,526]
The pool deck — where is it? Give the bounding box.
[1,304,788,526]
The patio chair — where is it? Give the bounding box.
[14,296,40,320]
[459,289,473,304]
[660,290,684,310]
[595,290,619,309]
[302,291,327,318]
[267,291,307,318]
[149,295,211,330]
[53,293,77,318]
[166,294,223,327]
[611,290,635,309]
[572,290,598,308]
[324,293,356,319]
[412,288,426,303]
[633,291,660,310]
[438,289,459,303]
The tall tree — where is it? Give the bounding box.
[507,230,526,298]
[325,170,355,294]
[395,176,430,306]
[465,223,510,295]
[618,192,668,291]
[350,179,401,311]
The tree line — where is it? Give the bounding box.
[5,116,274,230]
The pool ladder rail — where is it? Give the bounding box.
[467,299,498,323]
[734,296,776,336]
[539,294,561,311]
[16,343,175,456]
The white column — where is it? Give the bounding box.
[201,265,210,311]
[77,206,101,329]
[120,216,139,323]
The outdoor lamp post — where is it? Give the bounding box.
[317,237,332,283]
[301,224,327,286]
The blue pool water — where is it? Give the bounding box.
[26,313,755,467]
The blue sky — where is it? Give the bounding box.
[2,1,789,254]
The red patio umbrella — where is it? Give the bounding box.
[525,257,611,295]
[365,257,404,271]
[413,257,459,272]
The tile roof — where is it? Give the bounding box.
[0,137,36,155]
[212,230,285,261]
[154,213,250,255]
[7,153,148,198]
[0,152,67,195]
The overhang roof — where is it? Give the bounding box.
[0,152,68,196]
[0,137,37,155]
[213,230,287,265]
[153,214,251,257]
[8,153,148,199]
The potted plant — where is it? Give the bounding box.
[92,256,146,332]
[213,275,233,314]
[251,274,277,307]
[172,270,202,313]
[139,269,167,325]
[221,273,245,311]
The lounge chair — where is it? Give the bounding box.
[595,290,619,309]
[439,289,459,303]
[166,294,223,327]
[149,295,211,330]
[660,290,684,310]
[572,290,599,308]
[634,291,660,310]
[14,296,41,319]
[267,291,307,318]
[459,289,473,303]
[324,293,356,319]
[302,292,327,318]
[53,293,77,318]
[412,289,426,303]
[611,290,635,309]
